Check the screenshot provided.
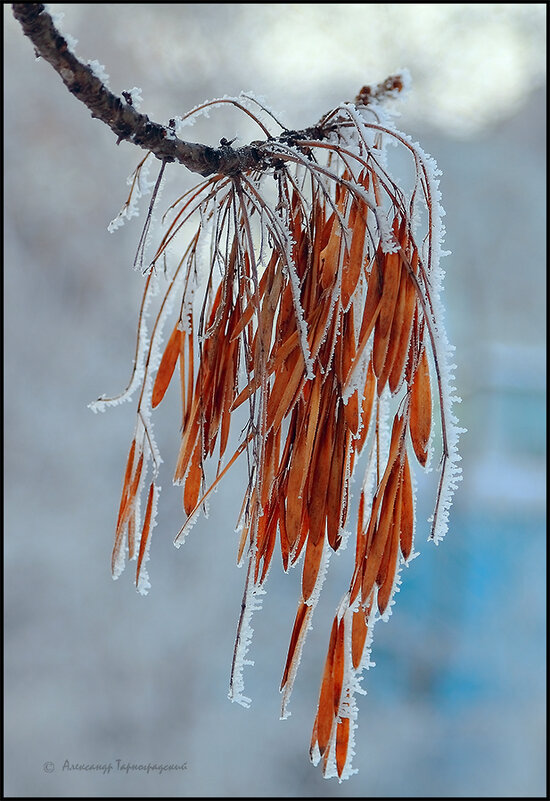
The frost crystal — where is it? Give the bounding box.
[86,59,110,88]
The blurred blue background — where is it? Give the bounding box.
[5,4,546,797]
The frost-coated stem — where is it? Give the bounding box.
[11,4,392,178]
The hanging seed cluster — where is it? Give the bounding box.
[94,83,462,780]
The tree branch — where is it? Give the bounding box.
[12,4,405,178]
[12,3,271,176]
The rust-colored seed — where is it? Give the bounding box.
[409,345,432,466]
[280,601,310,691]
[335,715,351,778]
[301,531,325,602]
[183,441,202,516]
[400,454,414,560]
[152,322,183,409]
[315,616,338,756]
[351,604,370,670]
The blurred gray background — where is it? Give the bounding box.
[4,4,546,797]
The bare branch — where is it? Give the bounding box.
[11,3,267,176]
[12,5,405,179]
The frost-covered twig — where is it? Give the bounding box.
[13,4,402,179]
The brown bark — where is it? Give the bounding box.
[12,3,272,176]
[13,5,403,179]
